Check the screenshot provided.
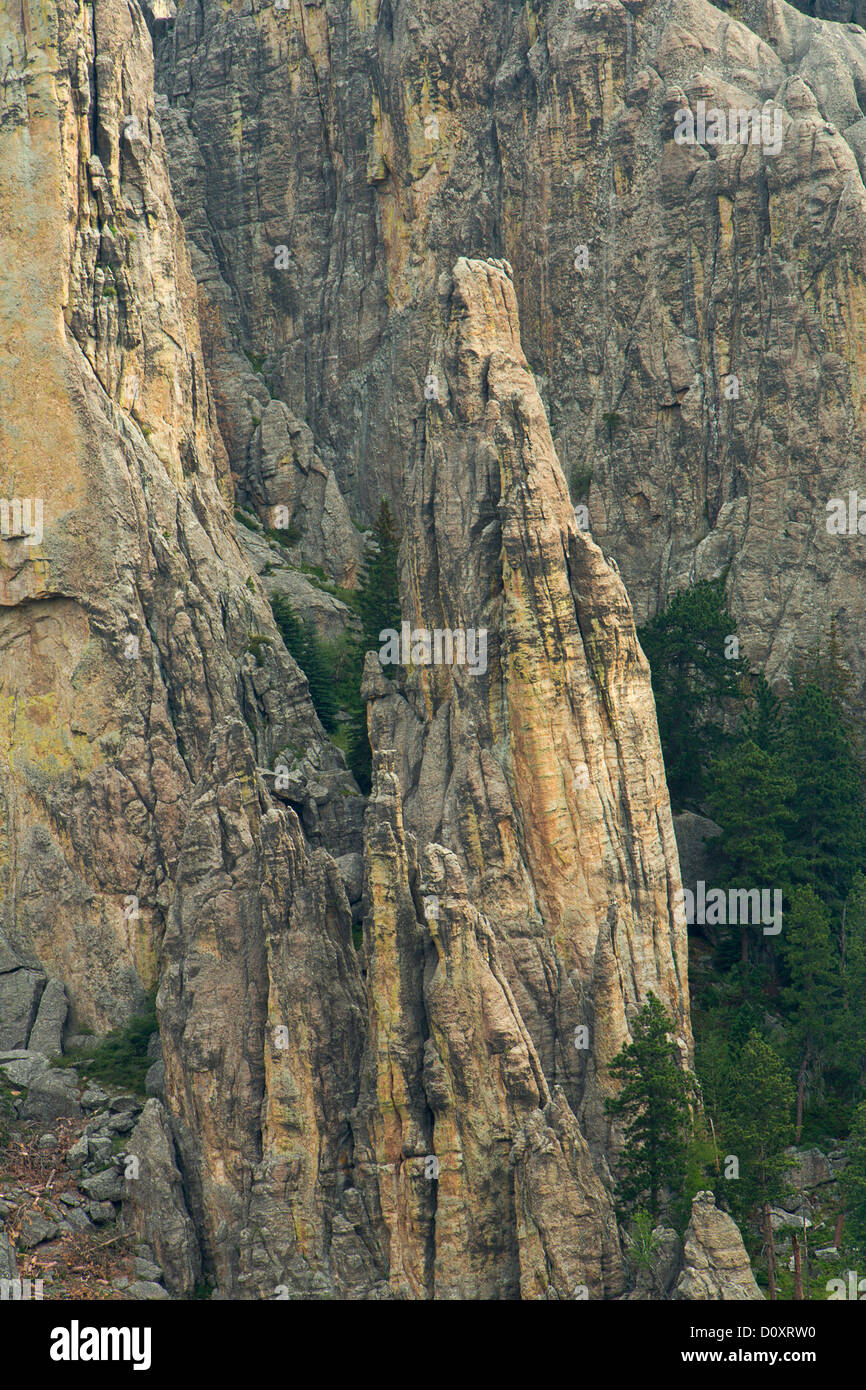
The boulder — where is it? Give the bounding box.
[784,1147,835,1190]
[126,1280,170,1300]
[673,813,724,895]
[80,1168,125,1203]
[20,1069,81,1122]
[0,966,44,1051]
[145,1058,165,1099]
[27,979,68,1058]
[122,1099,201,1297]
[17,1211,59,1249]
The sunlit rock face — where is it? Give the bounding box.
[0,0,355,1032]
[1,0,807,1299]
[154,0,866,705]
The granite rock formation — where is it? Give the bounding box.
[151,0,866,706]
[0,0,361,1038]
[0,0,816,1300]
[674,1191,765,1299]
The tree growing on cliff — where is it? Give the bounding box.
[637,578,747,808]
[841,1102,866,1257]
[605,994,695,1221]
[781,676,866,913]
[270,595,338,732]
[722,1030,795,1300]
[780,886,839,1142]
[345,500,402,791]
[707,738,795,969]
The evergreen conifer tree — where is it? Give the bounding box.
[841,1101,866,1258]
[722,1031,795,1299]
[605,994,695,1220]
[637,578,747,807]
[707,739,795,967]
[781,679,865,911]
[780,886,839,1141]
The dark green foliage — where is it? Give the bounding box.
[781,678,866,912]
[344,501,402,792]
[569,463,593,500]
[59,995,158,1094]
[721,1031,795,1223]
[270,596,338,732]
[644,582,866,1282]
[840,875,866,1091]
[247,632,273,666]
[780,887,839,1140]
[605,994,695,1221]
[264,523,302,547]
[707,739,795,970]
[356,501,401,651]
[243,348,265,374]
[841,1101,866,1257]
[269,501,401,795]
[740,672,783,753]
[638,578,747,807]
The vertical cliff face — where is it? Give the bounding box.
[1,0,781,1301]
[0,0,360,1034]
[152,0,866,703]
[363,257,689,1168]
[353,758,626,1300]
[152,255,685,1300]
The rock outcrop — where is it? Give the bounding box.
[674,1192,765,1300]
[151,0,866,707]
[363,257,690,1164]
[0,0,360,1037]
[8,0,832,1302]
[123,1099,200,1297]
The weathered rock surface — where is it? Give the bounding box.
[157,719,372,1299]
[123,1099,200,1297]
[351,760,625,1299]
[364,258,690,1164]
[0,1232,17,1283]
[0,0,799,1302]
[0,965,44,1052]
[152,0,866,711]
[0,0,358,1038]
[674,1192,764,1300]
[27,979,68,1058]
[674,813,724,895]
[625,1225,684,1300]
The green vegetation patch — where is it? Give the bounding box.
[54,994,157,1095]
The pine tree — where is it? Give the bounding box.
[722,1031,795,1300]
[707,739,795,967]
[780,886,839,1142]
[695,1027,733,1126]
[637,578,747,808]
[605,994,695,1220]
[841,1101,866,1258]
[357,500,401,650]
[270,595,338,731]
[781,678,866,912]
[839,874,866,1096]
[742,672,783,754]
